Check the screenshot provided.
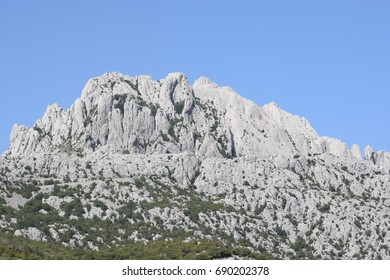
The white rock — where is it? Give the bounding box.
[15,227,46,242]
[351,144,363,160]
[2,71,390,260]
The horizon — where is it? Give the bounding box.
[1,1,389,154]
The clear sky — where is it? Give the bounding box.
[1,0,389,154]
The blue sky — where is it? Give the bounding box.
[1,0,389,154]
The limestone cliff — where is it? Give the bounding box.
[1,72,390,260]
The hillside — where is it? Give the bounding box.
[1,72,390,259]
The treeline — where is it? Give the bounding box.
[0,231,274,260]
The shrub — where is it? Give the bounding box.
[275,226,287,237]
[118,201,136,219]
[63,175,71,183]
[15,183,39,199]
[168,125,176,140]
[174,100,185,114]
[150,104,158,116]
[93,200,108,212]
[317,203,330,213]
[254,203,267,215]
[61,198,85,217]
[113,94,127,113]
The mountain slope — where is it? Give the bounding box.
[1,72,390,259]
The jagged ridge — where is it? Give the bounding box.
[9,72,390,167]
[1,72,390,260]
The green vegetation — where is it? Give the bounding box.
[185,197,224,223]
[83,116,92,127]
[136,99,147,107]
[167,125,175,140]
[160,132,169,141]
[210,121,219,132]
[174,100,185,114]
[254,203,267,215]
[93,200,108,212]
[52,184,74,198]
[61,198,85,218]
[216,135,232,158]
[96,239,275,260]
[13,194,59,229]
[123,79,139,93]
[317,203,331,213]
[150,103,158,117]
[15,183,39,199]
[275,226,287,238]
[290,237,316,259]
[0,231,274,260]
[113,94,127,113]
[167,117,183,141]
[63,175,71,183]
[0,200,14,216]
[117,201,136,220]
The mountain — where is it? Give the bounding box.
[1,72,390,259]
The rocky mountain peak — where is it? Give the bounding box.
[1,71,390,260]
[193,76,219,88]
[364,145,375,161]
[351,144,363,160]
[6,72,390,172]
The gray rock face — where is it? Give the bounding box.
[14,227,46,242]
[1,71,390,259]
[7,71,390,170]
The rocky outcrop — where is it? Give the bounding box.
[1,71,390,260]
[7,72,390,172]
[14,227,46,242]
